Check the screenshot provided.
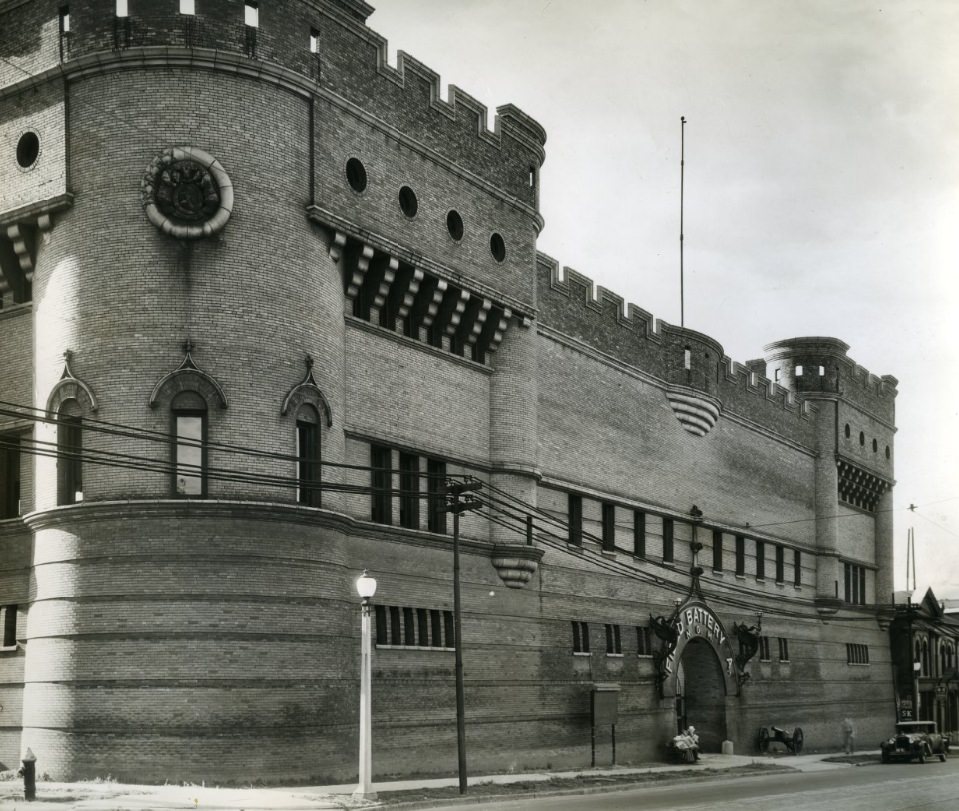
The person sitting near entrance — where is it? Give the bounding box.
[672,726,701,761]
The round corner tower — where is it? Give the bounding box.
[0,0,546,782]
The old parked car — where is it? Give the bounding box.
[881,721,950,763]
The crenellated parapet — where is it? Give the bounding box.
[536,252,828,445]
[0,0,545,203]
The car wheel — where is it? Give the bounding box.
[939,750,947,762]
[881,750,890,763]
[918,747,927,764]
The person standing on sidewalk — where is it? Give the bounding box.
[842,717,855,754]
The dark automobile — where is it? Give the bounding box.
[881,721,950,763]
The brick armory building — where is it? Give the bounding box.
[0,0,899,784]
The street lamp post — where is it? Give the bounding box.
[353,569,377,801]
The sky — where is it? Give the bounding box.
[368,0,959,597]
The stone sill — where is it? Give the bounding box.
[606,653,624,659]
[376,644,454,652]
[573,651,591,657]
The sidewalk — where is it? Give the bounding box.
[0,751,877,811]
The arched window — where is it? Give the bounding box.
[296,403,321,507]
[171,391,207,497]
[57,398,83,505]
[922,638,930,677]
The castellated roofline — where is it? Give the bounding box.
[535,251,905,434]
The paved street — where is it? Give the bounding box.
[424,759,959,811]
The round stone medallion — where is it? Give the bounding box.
[141,146,233,239]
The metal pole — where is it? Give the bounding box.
[680,115,686,328]
[353,599,376,800]
[453,507,467,795]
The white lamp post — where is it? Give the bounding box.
[353,569,377,800]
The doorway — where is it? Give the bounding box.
[676,637,727,751]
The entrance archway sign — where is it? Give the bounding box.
[661,599,739,698]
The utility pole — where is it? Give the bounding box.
[441,479,482,795]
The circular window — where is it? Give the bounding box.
[16,131,40,169]
[885,445,890,460]
[844,423,850,439]
[490,232,506,262]
[446,210,464,241]
[398,185,418,217]
[859,431,865,446]
[346,158,367,193]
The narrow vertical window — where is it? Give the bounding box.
[374,605,387,645]
[115,0,128,16]
[1,605,16,648]
[859,566,866,605]
[171,391,206,497]
[633,510,646,558]
[636,626,652,656]
[662,518,674,562]
[712,530,723,572]
[399,452,419,530]
[0,435,20,519]
[179,0,195,13]
[59,6,70,33]
[568,494,582,546]
[683,347,691,370]
[605,624,621,655]
[735,535,745,575]
[402,607,415,646]
[572,620,589,653]
[426,458,447,534]
[389,605,401,644]
[755,540,765,580]
[416,608,429,646]
[775,544,784,583]
[244,1,258,26]
[443,610,455,648]
[794,549,801,587]
[430,609,442,648]
[309,27,320,53]
[370,444,392,524]
[296,404,321,507]
[57,399,83,505]
[601,502,615,552]
[778,637,789,662]
[844,562,852,603]
[759,636,771,661]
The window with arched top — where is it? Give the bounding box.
[56,398,83,505]
[922,638,930,676]
[171,391,207,497]
[296,403,322,507]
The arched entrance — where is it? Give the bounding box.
[676,638,727,751]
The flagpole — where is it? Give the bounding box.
[680,116,686,328]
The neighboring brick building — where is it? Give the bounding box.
[0,0,899,783]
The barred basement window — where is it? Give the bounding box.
[662,518,674,563]
[778,637,790,662]
[712,530,723,571]
[759,636,771,662]
[735,535,745,575]
[755,540,765,580]
[775,544,785,583]
[370,444,392,524]
[794,549,802,587]
[374,605,454,648]
[844,562,866,605]
[57,399,83,505]
[572,620,589,654]
[601,502,615,551]
[568,494,582,546]
[636,626,653,657]
[426,458,447,534]
[1,605,16,648]
[633,510,646,558]
[847,643,870,665]
[0,435,20,519]
[399,452,419,530]
[605,624,622,655]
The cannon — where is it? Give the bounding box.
[758,725,804,754]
